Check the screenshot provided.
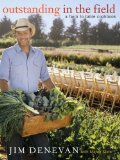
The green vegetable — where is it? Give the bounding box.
[0,90,38,140]
[27,88,84,121]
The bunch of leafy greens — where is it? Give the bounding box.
[0,90,39,141]
[26,88,83,121]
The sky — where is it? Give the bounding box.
[0,0,119,33]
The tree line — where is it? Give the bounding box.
[0,15,120,47]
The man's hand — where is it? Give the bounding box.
[0,79,9,92]
[41,78,55,91]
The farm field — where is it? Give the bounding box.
[0,45,120,160]
[62,45,120,51]
[1,45,120,75]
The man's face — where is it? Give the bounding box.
[15,29,32,47]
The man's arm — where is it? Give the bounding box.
[0,80,9,92]
[42,78,55,91]
[0,50,10,92]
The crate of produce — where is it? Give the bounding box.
[0,88,82,140]
[21,113,72,137]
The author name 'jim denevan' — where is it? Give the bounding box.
[8,147,80,155]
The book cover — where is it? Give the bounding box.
[0,0,120,160]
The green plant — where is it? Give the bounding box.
[50,106,120,160]
[26,88,83,121]
[0,90,39,140]
[0,37,16,48]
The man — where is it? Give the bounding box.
[0,18,55,160]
